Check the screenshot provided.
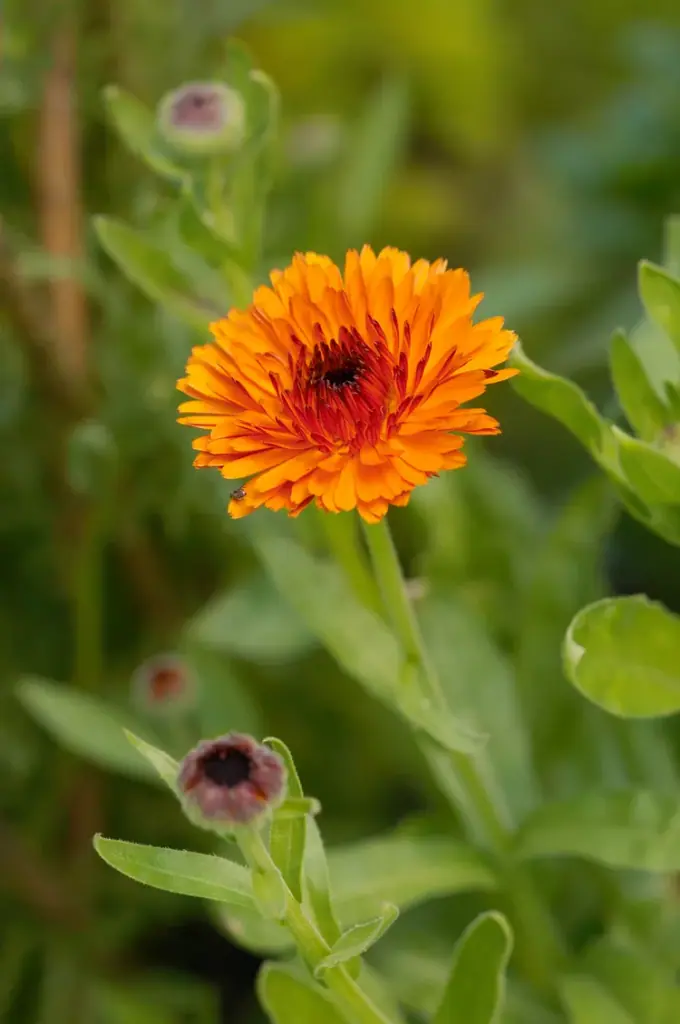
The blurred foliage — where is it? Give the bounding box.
[3,0,680,1022]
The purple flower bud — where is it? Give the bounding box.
[132,653,195,714]
[157,81,246,156]
[178,734,286,828]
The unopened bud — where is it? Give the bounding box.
[178,734,286,830]
[132,653,195,715]
[157,82,246,156]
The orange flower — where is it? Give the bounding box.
[178,246,517,523]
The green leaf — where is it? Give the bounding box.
[639,260,680,356]
[514,789,680,871]
[253,532,477,753]
[328,830,497,927]
[252,867,287,921]
[123,731,180,791]
[509,341,618,468]
[179,645,261,737]
[217,905,292,955]
[610,329,669,440]
[584,935,680,1024]
[103,85,185,182]
[94,837,254,909]
[94,216,220,328]
[559,975,634,1024]
[613,428,680,506]
[315,904,399,976]
[337,76,410,243]
[433,912,513,1024]
[265,737,306,902]
[16,677,158,781]
[564,595,680,718]
[183,574,315,664]
[257,963,346,1024]
[303,816,343,946]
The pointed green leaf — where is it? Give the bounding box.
[257,963,346,1024]
[265,737,306,902]
[94,216,220,328]
[217,905,292,955]
[16,677,157,781]
[514,789,680,871]
[613,428,680,506]
[328,830,497,927]
[564,596,680,718]
[433,912,513,1024]
[610,329,669,440]
[559,975,634,1024]
[103,85,185,181]
[94,837,254,908]
[315,904,398,976]
[252,867,287,921]
[639,260,680,356]
[123,731,180,791]
[304,816,342,945]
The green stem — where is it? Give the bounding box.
[318,511,383,615]
[239,829,395,1024]
[361,516,564,993]
[73,505,104,692]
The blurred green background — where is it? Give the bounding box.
[3,0,680,1021]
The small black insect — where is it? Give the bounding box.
[231,486,246,501]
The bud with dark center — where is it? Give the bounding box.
[132,653,195,714]
[157,81,246,156]
[178,734,286,829]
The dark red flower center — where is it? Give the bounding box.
[202,748,252,788]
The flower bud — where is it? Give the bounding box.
[132,653,195,715]
[157,81,246,156]
[178,734,286,829]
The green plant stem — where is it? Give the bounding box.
[239,829,395,1024]
[361,515,564,994]
[318,511,383,615]
[73,505,104,692]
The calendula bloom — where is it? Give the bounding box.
[178,246,517,523]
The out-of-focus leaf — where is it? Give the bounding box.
[421,595,537,821]
[103,85,185,181]
[123,731,180,791]
[94,216,219,328]
[564,595,680,717]
[217,905,292,955]
[327,830,497,926]
[609,328,669,440]
[179,645,261,737]
[337,76,410,243]
[266,737,306,902]
[583,935,680,1023]
[183,573,315,664]
[16,677,158,781]
[304,816,343,946]
[639,260,680,356]
[433,912,513,1024]
[315,904,399,976]
[559,975,634,1023]
[257,963,346,1024]
[94,837,254,909]
[514,789,680,871]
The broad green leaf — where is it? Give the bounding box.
[564,595,680,717]
[179,645,261,737]
[433,912,513,1024]
[421,596,537,821]
[254,532,478,754]
[315,904,399,976]
[16,677,157,781]
[252,867,287,921]
[94,837,254,909]
[639,260,680,356]
[103,85,185,181]
[304,816,342,945]
[123,731,179,791]
[514,789,680,871]
[328,830,497,926]
[509,341,618,469]
[266,737,306,902]
[609,329,669,440]
[94,216,219,328]
[559,975,634,1024]
[337,76,410,243]
[613,428,680,506]
[257,963,346,1024]
[183,574,315,664]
